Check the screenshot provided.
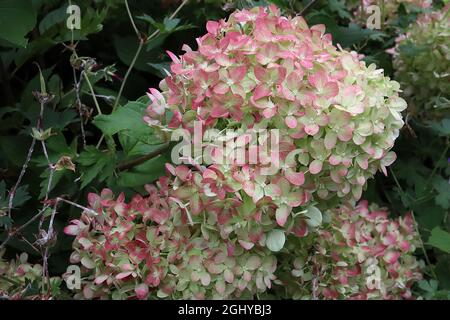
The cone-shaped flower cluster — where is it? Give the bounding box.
[277,201,422,299]
[392,5,450,112]
[145,5,406,232]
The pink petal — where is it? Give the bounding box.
[286,170,305,186]
[324,131,337,149]
[64,224,79,236]
[230,65,247,82]
[214,82,229,94]
[262,107,276,118]
[253,66,267,82]
[135,283,149,300]
[323,82,339,98]
[211,104,229,118]
[383,250,400,264]
[166,50,180,63]
[309,160,323,174]
[238,240,254,250]
[253,85,271,100]
[206,21,220,35]
[276,205,290,227]
[285,116,298,129]
[304,124,319,136]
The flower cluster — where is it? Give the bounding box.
[276,201,422,299]
[65,187,277,300]
[0,251,46,299]
[391,5,450,113]
[145,5,406,233]
[350,0,432,23]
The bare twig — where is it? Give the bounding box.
[299,0,318,16]
[112,0,189,111]
[0,205,50,251]
[56,197,97,215]
[6,83,50,228]
[6,139,37,228]
[73,68,87,148]
[117,143,171,172]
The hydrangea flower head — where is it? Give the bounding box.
[392,5,450,113]
[145,5,407,229]
[276,201,422,299]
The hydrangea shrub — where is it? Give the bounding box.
[276,201,422,299]
[64,5,421,300]
[391,5,450,112]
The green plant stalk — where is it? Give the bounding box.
[390,168,438,280]
[82,71,102,115]
[424,141,449,189]
[98,0,189,149]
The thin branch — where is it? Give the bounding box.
[82,71,102,115]
[6,89,49,228]
[73,68,87,148]
[125,0,141,38]
[117,143,170,172]
[6,139,36,228]
[299,0,318,16]
[38,140,55,233]
[112,0,189,111]
[112,40,144,112]
[410,210,438,280]
[98,0,189,149]
[0,205,50,251]
[390,168,438,279]
[56,197,98,216]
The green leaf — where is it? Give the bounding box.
[427,227,450,254]
[93,101,152,136]
[38,5,67,35]
[77,146,116,189]
[418,279,439,293]
[328,0,352,20]
[0,182,31,209]
[0,0,37,47]
[13,185,31,208]
[117,152,170,188]
[266,229,286,252]
[432,176,450,209]
[14,38,55,71]
[237,193,256,217]
[428,119,450,137]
